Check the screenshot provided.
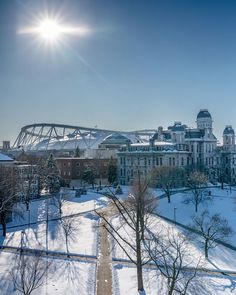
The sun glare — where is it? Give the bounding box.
[37,19,61,41]
[18,16,90,45]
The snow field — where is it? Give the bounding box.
[0,252,96,295]
[158,187,236,245]
[1,213,99,256]
[112,264,236,295]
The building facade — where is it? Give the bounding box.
[117,109,235,185]
[55,157,112,182]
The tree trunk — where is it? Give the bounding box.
[195,201,198,213]
[66,235,69,257]
[204,240,209,259]
[136,232,144,291]
[0,214,6,237]
[169,286,174,295]
[167,193,171,203]
[2,220,6,237]
[168,280,175,295]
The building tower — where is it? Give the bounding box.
[196,109,213,135]
[223,125,235,149]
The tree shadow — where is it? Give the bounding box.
[222,276,236,292]
[0,252,20,294]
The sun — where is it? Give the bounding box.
[36,19,61,42]
[18,16,91,46]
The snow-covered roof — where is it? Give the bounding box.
[130,141,173,147]
[154,141,173,146]
[0,153,13,162]
[130,142,150,147]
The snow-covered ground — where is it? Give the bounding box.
[2,186,236,294]
[0,252,96,295]
[111,213,236,272]
[110,186,236,281]
[1,213,98,256]
[4,189,108,228]
[0,190,101,294]
[113,264,236,295]
[158,187,236,245]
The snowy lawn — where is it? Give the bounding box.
[113,264,236,295]
[0,252,96,295]
[0,213,99,256]
[158,187,236,245]
[2,189,107,229]
[111,213,236,272]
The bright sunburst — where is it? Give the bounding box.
[18,16,90,45]
[36,19,61,42]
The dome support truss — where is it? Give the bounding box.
[13,123,157,151]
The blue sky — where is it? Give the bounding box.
[1,0,236,144]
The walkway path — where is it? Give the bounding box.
[96,210,113,295]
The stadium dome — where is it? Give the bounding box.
[102,133,130,144]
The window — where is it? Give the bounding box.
[160,158,163,166]
[181,157,184,166]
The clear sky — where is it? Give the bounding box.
[1,0,236,144]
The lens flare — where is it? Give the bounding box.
[37,19,61,41]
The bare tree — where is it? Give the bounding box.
[184,171,208,212]
[190,210,233,259]
[152,167,185,203]
[96,174,157,293]
[61,217,78,257]
[10,252,50,295]
[52,193,66,217]
[0,166,20,236]
[145,227,202,295]
[20,167,38,211]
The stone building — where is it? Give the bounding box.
[117,109,234,185]
[118,141,189,185]
[214,126,236,184]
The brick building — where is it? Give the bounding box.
[55,157,113,182]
